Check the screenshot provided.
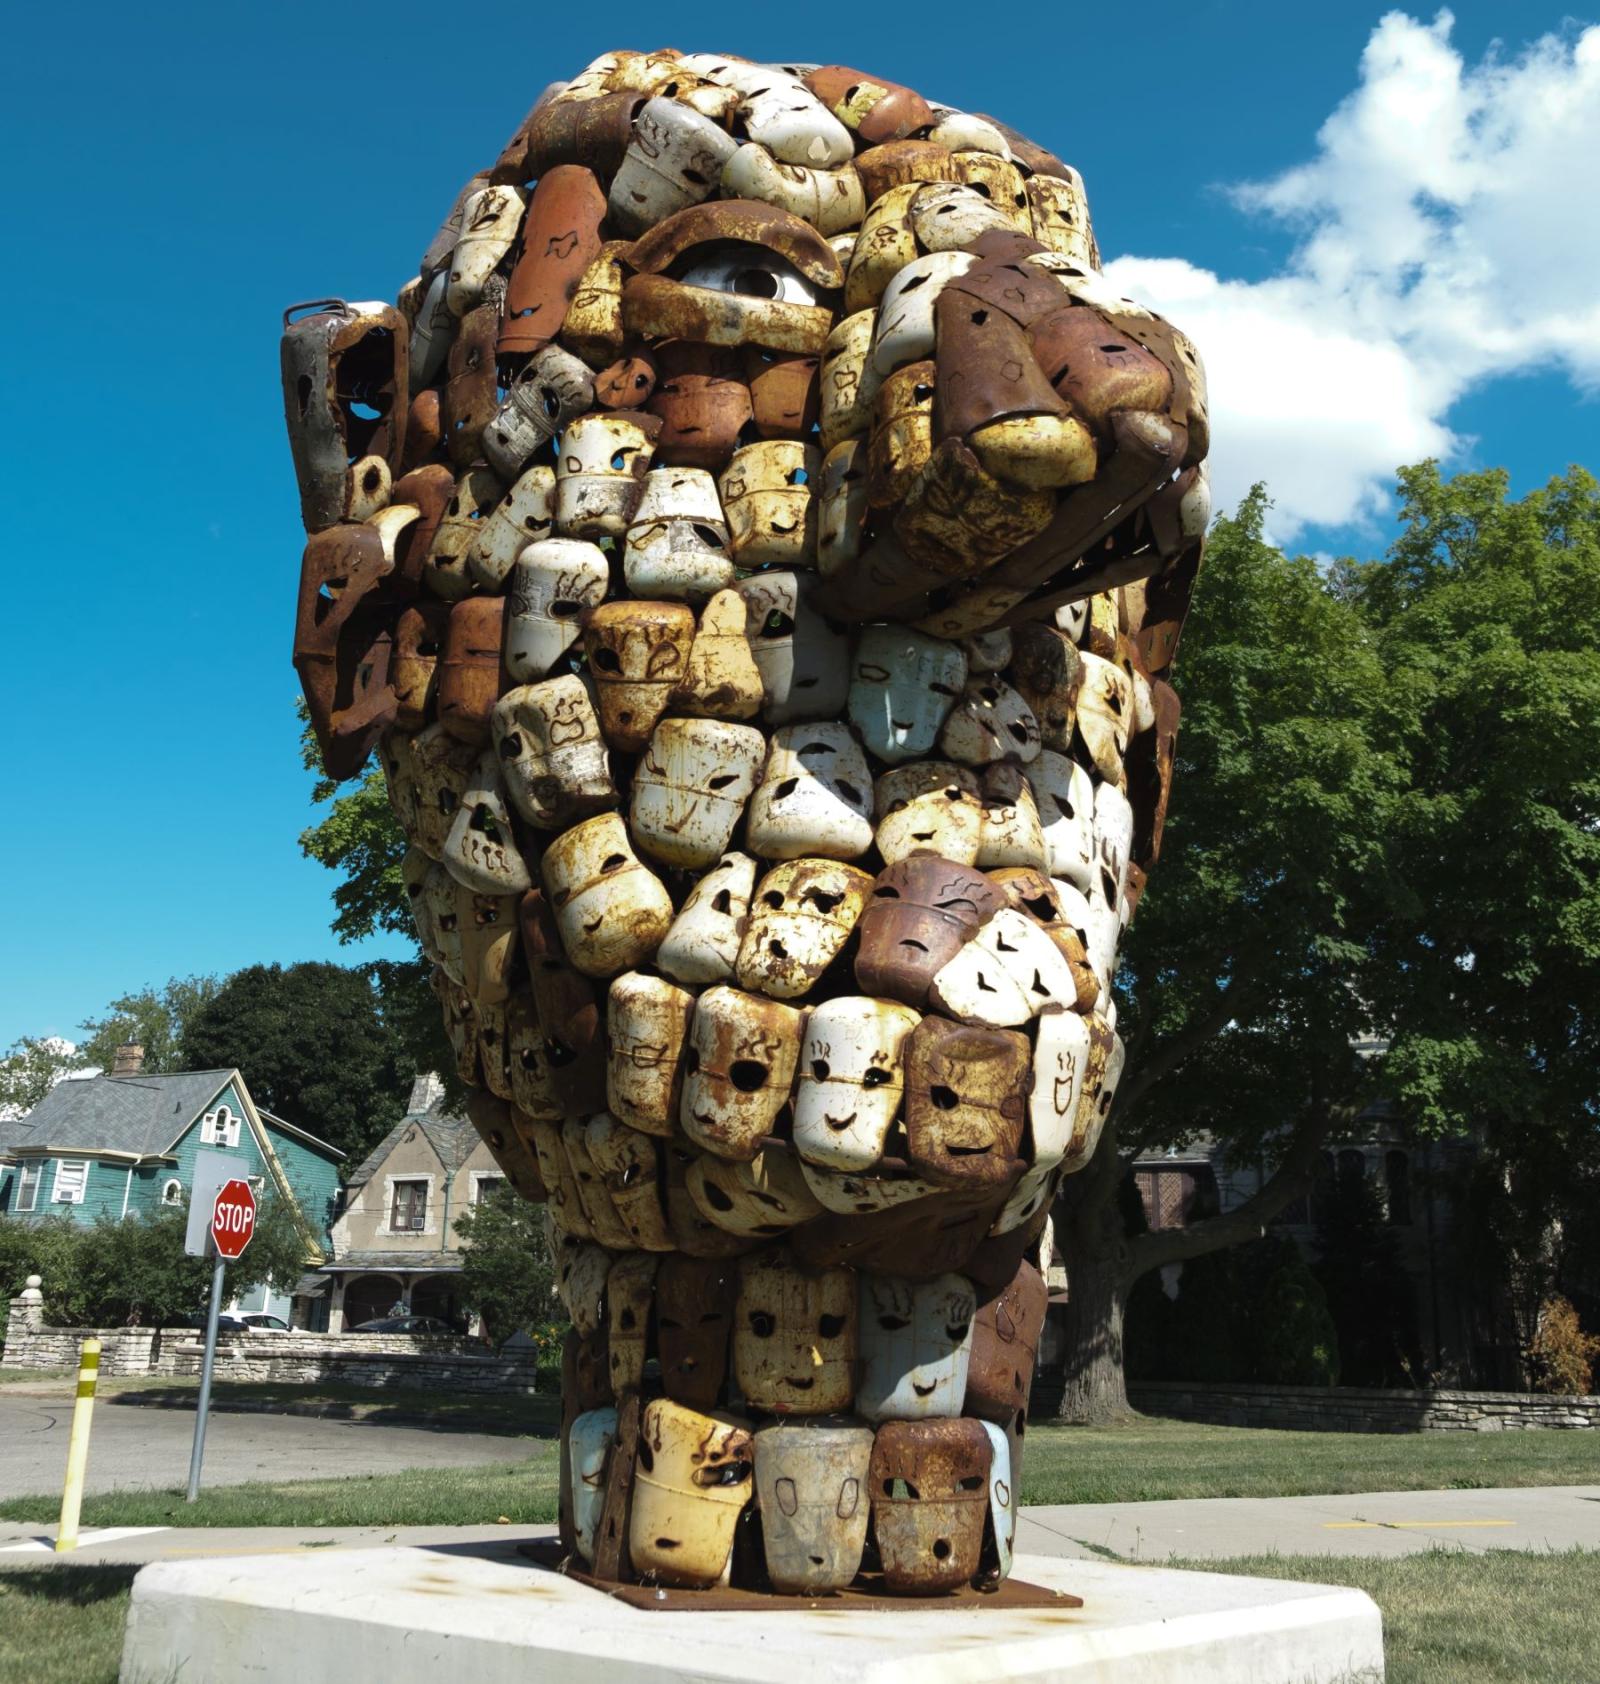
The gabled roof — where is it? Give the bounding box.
[257,1107,343,1160]
[345,1099,481,1192]
[1,1070,240,1161]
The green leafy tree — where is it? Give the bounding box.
[0,1038,84,1118]
[1052,487,1404,1419]
[77,975,220,1075]
[177,962,410,1162]
[1313,1167,1423,1386]
[453,1188,557,1348]
[297,718,457,1096]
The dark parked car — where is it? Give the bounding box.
[351,1315,455,1335]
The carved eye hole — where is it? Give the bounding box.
[946,1322,971,1343]
[811,1059,831,1081]
[818,1314,847,1338]
[730,1060,769,1093]
[748,1310,776,1338]
[677,242,820,305]
[877,1314,910,1332]
[861,1069,892,1089]
[760,610,795,639]
[763,890,786,910]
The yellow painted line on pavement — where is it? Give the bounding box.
[1324,1519,1515,1530]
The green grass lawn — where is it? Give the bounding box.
[1167,1549,1600,1683]
[2,1414,1597,1532]
[0,1566,134,1684]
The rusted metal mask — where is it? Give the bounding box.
[679,985,804,1161]
[629,1399,754,1588]
[644,342,753,473]
[733,1252,858,1415]
[554,411,661,540]
[539,812,673,978]
[687,1140,823,1240]
[753,1422,874,1593]
[868,1418,991,1594]
[568,1406,619,1564]
[606,970,694,1138]
[482,343,595,482]
[281,300,408,533]
[902,1015,1029,1187]
[966,1258,1048,1427]
[518,885,608,1119]
[734,858,874,1000]
[436,596,508,745]
[624,467,736,601]
[675,589,766,721]
[582,601,697,752]
[857,1271,975,1420]
[853,856,1003,1009]
[872,763,985,867]
[718,441,820,570]
[745,724,875,863]
[408,722,480,859]
[292,524,398,781]
[655,1255,737,1408]
[500,165,607,360]
[391,598,449,731]
[605,1251,660,1395]
[586,1117,672,1254]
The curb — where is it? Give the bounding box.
[106,1393,539,1435]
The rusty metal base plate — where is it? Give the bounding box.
[516,1539,1083,1611]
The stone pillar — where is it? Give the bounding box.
[329,1275,346,1334]
[3,1277,45,1366]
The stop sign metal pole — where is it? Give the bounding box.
[186,1240,227,1502]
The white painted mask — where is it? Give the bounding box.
[929,906,1083,1027]
[569,1406,618,1564]
[818,309,878,453]
[492,677,617,831]
[408,721,480,858]
[797,1158,942,1215]
[441,749,532,895]
[745,723,874,861]
[630,718,766,871]
[873,762,985,866]
[847,626,967,764]
[721,145,866,236]
[423,465,502,601]
[504,537,610,685]
[856,1273,975,1421]
[624,467,735,602]
[607,97,739,235]
[605,1250,660,1394]
[1093,779,1134,913]
[1026,750,1096,890]
[555,1241,612,1337]
[793,995,921,1172]
[908,181,1015,252]
[540,813,673,979]
[606,972,695,1139]
[1027,1008,1093,1172]
[687,1141,823,1240]
[628,1399,754,1588]
[469,464,556,591]
[871,251,978,377]
[481,346,594,485]
[736,571,850,725]
[656,852,757,987]
[735,859,874,999]
[979,1419,1016,1581]
[1075,651,1132,785]
[753,1422,875,1594]
[737,82,854,167]
[817,439,868,575]
[976,769,1048,871]
[554,412,657,540]
[938,676,1042,766]
[445,184,525,316]
[961,628,1013,673]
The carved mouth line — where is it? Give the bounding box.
[912,1381,937,1398]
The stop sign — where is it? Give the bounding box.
[210,1179,257,1260]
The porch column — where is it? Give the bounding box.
[329,1275,346,1333]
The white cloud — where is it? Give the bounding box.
[1104,10,1600,540]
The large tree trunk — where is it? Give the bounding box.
[1050,1120,1136,1423]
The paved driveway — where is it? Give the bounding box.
[0,1392,532,1500]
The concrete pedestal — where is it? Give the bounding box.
[119,1540,1383,1683]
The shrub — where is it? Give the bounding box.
[1528,1297,1600,1396]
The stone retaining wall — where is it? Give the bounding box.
[3,1294,542,1392]
[1130,1379,1600,1432]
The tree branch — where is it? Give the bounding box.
[1117,972,1263,1118]
[1122,1102,1334,1281]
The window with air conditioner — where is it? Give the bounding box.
[53,1160,88,1205]
[201,1106,241,1149]
[391,1180,428,1232]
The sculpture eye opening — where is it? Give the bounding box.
[676,242,820,306]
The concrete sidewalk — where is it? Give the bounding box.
[5,1485,1597,1569]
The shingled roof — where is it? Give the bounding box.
[343,1089,480,1193]
[0,1070,243,1160]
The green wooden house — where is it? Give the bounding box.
[0,1049,343,1318]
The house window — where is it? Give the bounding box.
[1337,1147,1366,1186]
[391,1180,428,1232]
[16,1164,41,1212]
[473,1175,506,1205]
[202,1106,241,1148]
[53,1160,89,1205]
[162,1179,184,1206]
[1385,1150,1412,1226]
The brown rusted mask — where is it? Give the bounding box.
[606,1252,659,1396]
[966,1258,1048,1427]
[791,1181,1012,1280]
[663,1138,765,1260]
[292,524,399,781]
[391,599,449,732]
[868,1418,992,1593]
[1127,677,1181,870]
[463,1090,545,1205]
[853,857,1004,1010]
[517,887,607,1118]
[280,300,408,534]
[436,596,507,745]
[646,342,754,472]
[903,1016,1029,1188]
[500,165,608,360]
[734,1252,858,1416]
[443,303,500,469]
[803,67,933,144]
[655,1255,738,1409]
[582,601,696,752]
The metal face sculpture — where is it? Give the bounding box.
[283,45,1208,1598]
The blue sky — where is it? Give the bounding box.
[2,0,1596,1043]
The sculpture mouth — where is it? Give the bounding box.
[823,1112,857,1132]
[912,1381,938,1398]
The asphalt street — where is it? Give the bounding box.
[0,1391,531,1500]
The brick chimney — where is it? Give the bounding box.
[407,1071,444,1113]
[111,1043,145,1076]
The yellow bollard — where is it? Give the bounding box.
[55,1336,100,1553]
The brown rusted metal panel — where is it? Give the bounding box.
[464,1089,546,1205]
[656,1255,737,1408]
[595,352,659,410]
[500,166,609,360]
[854,140,958,205]
[903,1016,1029,1189]
[646,342,753,469]
[518,887,608,1118]
[803,67,934,144]
[853,857,1003,1010]
[743,347,821,440]
[868,1418,992,1593]
[592,1393,641,1582]
[435,595,507,745]
[625,200,845,290]
[933,290,1071,443]
[520,90,646,184]
[443,304,501,469]
[791,1181,1013,1278]
[966,1258,1048,1427]
[1127,676,1181,868]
